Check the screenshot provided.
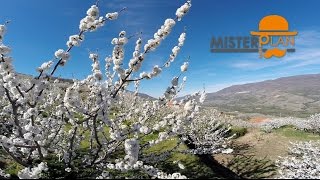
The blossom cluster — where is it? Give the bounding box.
[17,162,48,179]
[0,1,230,179]
[181,108,234,155]
[277,141,320,179]
[257,115,320,133]
[0,169,10,179]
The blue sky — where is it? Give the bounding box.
[1,0,320,97]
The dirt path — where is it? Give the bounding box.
[248,116,271,124]
[214,128,291,178]
[214,115,320,178]
[234,128,290,160]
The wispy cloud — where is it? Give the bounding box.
[295,30,320,47]
[284,49,320,68]
[188,67,216,77]
[282,30,320,68]
[179,78,271,96]
[229,29,320,70]
[231,59,282,70]
[101,1,178,36]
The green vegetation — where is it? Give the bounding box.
[229,127,247,138]
[226,155,277,179]
[274,126,320,141]
[6,112,320,179]
[216,105,313,118]
[4,161,22,178]
[143,137,217,178]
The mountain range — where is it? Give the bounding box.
[203,74,320,117]
[16,73,155,100]
[16,73,320,117]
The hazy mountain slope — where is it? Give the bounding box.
[204,74,320,117]
[16,73,155,100]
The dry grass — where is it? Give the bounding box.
[215,126,320,178]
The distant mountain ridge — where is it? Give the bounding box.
[203,74,320,117]
[19,72,320,117]
[16,73,155,100]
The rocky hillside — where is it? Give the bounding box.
[204,74,320,117]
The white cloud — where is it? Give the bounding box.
[230,29,320,70]
[102,1,178,35]
[281,30,320,68]
[188,67,216,77]
[231,60,282,70]
[295,30,320,47]
[284,49,320,68]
